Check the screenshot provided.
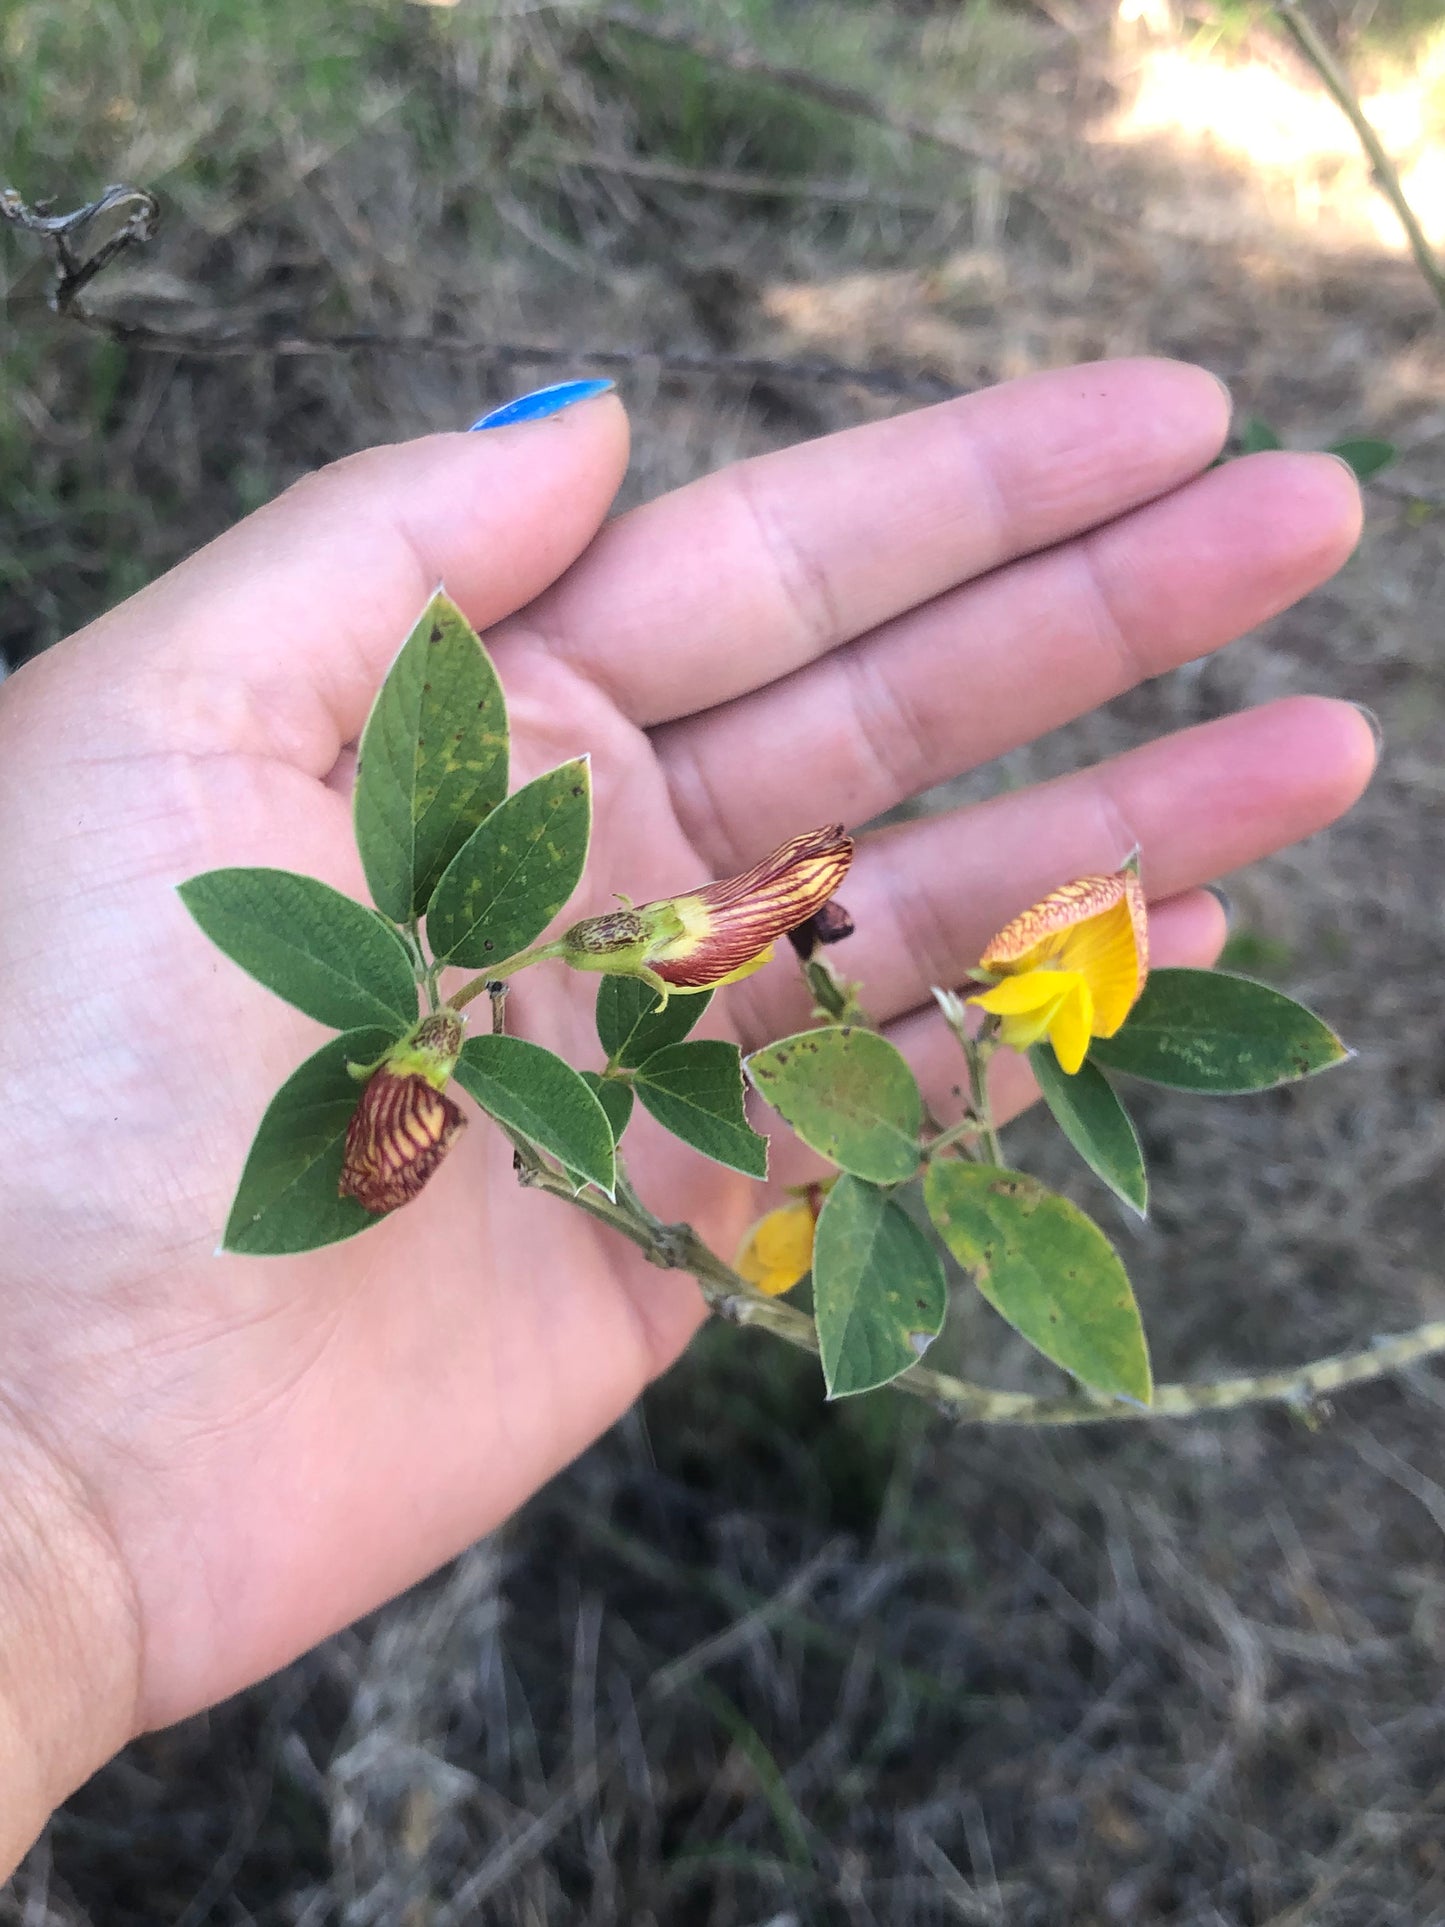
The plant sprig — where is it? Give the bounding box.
[177,590,1442,1427]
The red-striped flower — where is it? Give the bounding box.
[555,825,854,1001]
[339,1012,466,1215]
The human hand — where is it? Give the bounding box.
[0,362,1372,1862]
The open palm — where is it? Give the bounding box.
[0,364,1372,1800]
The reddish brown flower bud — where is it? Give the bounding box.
[339,1068,466,1215]
[787,897,856,958]
[552,825,854,1004]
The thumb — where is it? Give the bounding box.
[51,388,629,773]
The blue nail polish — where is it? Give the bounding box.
[470,378,615,431]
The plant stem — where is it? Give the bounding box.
[449,944,563,1012]
[404,918,440,1015]
[933,988,1001,1165]
[514,1148,1445,1424]
[1273,0,1445,315]
[923,1115,983,1160]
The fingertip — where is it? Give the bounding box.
[1266,692,1381,810]
[1096,355,1235,465]
[1232,449,1364,575]
[1149,886,1231,968]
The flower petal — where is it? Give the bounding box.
[645,825,853,990]
[736,1200,816,1295]
[981,872,1128,971]
[1047,979,1095,1073]
[1053,886,1146,1037]
[970,971,1072,1016]
[339,1070,466,1214]
[972,970,1074,1054]
[975,867,1148,1046]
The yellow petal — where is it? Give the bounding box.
[980,873,1131,972]
[970,972,1072,1017]
[975,868,1148,1041]
[1045,978,1094,1073]
[735,1201,816,1296]
[1053,892,1144,1037]
[972,970,1083,1055]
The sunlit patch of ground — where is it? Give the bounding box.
[1102,21,1445,249]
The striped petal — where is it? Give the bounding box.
[646,825,854,990]
[339,1069,466,1214]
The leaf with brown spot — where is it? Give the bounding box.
[354,590,510,920]
[426,759,591,967]
[924,1162,1151,1403]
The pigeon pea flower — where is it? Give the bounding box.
[555,825,854,1005]
[340,1012,467,1215]
[967,865,1149,1075]
[735,1193,822,1297]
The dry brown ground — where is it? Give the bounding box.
[5,3,1445,1921]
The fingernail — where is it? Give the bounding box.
[1204,883,1233,929]
[1350,701,1384,758]
[470,378,615,431]
[1206,369,1234,422]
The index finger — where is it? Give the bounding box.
[492,358,1230,726]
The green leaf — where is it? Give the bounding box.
[426,759,592,967]
[179,868,418,1034]
[455,1035,616,1194]
[923,1162,1151,1403]
[1239,416,1283,454]
[1326,437,1396,481]
[1088,967,1348,1094]
[223,1028,395,1255]
[744,1027,921,1184]
[1029,1048,1148,1218]
[811,1176,946,1398]
[353,590,510,921]
[633,1040,768,1178]
[581,1071,635,1144]
[596,978,713,1068]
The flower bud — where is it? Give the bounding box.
[338,1012,467,1215]
[557,826,854,1002]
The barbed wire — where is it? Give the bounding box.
[0,182,957,404]
[7,179,1440,502]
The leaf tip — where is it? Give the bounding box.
[1113,1384,1153,1411]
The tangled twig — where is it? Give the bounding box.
[1,183,159,311]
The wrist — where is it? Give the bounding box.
[0,1402,141,1877]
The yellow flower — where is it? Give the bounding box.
[967,867,1149,1075]
[735,1197,818,1296]
[556,825,854,1002]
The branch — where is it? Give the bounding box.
[516,1150,1445,1427]
[1272,0,1445,316]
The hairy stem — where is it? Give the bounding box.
[514,1147,1445,1425]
